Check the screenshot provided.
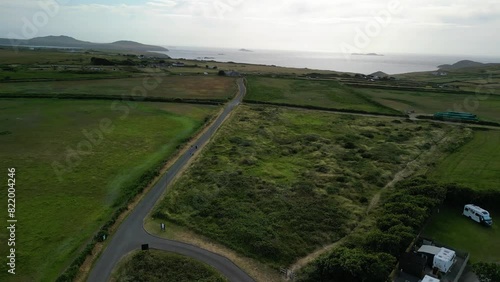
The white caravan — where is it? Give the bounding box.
[433,248,456,273]
[463,204,493,226]
[417,245,456,273]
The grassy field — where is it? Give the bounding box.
[0,76,237,100]
[155,105,452,267]
[430,130,500,191]
[0,47,165,65]
[168,59,345,76]
[0,68,133,81]
[423,206,500,262]
[113,250,227,282]
[395,66,500,95]
[0,99,218,281]
[245,77,399,114]
[358,88,500,122]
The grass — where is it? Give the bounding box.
[358,88,500,123]
[0,47,164,65]
[395,66,500,95]
[245,77,399,114]
[113,250,227,282]
[0,76,238,100]
[168,59,344,76]
[144,218,282,282]
[0,69,132,81]
[155,105,452,267]
[423,206,500,262]
[430,130,500,191]
[0,99,217,281]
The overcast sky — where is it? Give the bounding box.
[1,0,500,56]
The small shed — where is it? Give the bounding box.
[417,245,442,268]
[399,252,427,278]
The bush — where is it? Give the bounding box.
[362,230,401,256]
[299,247,396,282]
[473,262,500,282]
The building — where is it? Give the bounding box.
[225,70,241,77]
[399,253,427,278]
[432,71,448,76]
[395,240,470,282]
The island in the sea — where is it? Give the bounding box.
[352,53,383,56]
[239,48,253,52]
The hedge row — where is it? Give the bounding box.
[416,115,500,127]
[0,93,225,105]
[344,83,486,96]
[444,183,500,210]
[243,100,405,117]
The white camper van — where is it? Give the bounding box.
[433,248,456,273]
[463,204,493,226]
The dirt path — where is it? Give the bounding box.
[289,131,451,275]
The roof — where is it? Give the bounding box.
[417,245,442,255]
[422,275,440,282]
[436,248,456,262]
[400,252,427,266]
[465,204,490,215]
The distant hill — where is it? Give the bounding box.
[0,35,168,52]
[438,60,500,70]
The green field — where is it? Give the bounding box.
[0,99,217,281]
[155,105,453,267]
[113,250,227,282]
[0,47,165,65]
[358,88,500,123]
[395,66,500,95]
[0,76,237,100]
[245,77,399,114]
[430,130,500,191]
[423,206,500,262]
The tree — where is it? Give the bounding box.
[90,57,114,66]
[217,70,226,76]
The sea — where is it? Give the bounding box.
[155,46,500,75]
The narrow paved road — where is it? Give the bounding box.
[87,79,254,282]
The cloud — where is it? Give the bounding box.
[0,0,499,56]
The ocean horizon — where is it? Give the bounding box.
[155,46,500,75]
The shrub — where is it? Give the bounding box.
[473,262,500,282]
[299,247,396,282]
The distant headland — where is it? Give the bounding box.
[0,35,168,52]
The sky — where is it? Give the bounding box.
[1,0,500,56]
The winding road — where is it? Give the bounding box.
[87,78,255,282]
